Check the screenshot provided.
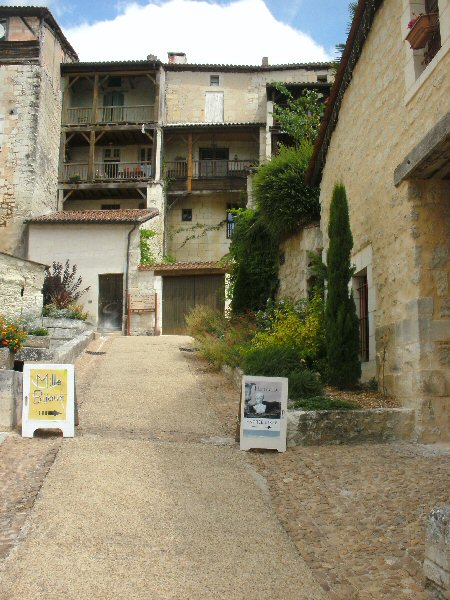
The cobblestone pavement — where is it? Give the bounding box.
[189,356,450,600]
[0,434,61,560]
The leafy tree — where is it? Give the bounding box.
[324,183,361,388]
[228,208,279,314]
[272,84,324,146]
[253,143,320,239]
[43,260,90,308]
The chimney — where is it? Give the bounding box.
[147,54,157,62]
[167,52,187,64]
[262,57,269,67]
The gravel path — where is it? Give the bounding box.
[0,336,325,600]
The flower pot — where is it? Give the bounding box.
[406,13,439,50]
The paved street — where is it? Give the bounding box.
[0,336,325,600]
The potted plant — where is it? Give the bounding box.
[406,13,439,50]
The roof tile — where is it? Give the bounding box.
[27,209,158,224]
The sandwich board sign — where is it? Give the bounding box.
[240,375,288,453]
[22,363,75,438]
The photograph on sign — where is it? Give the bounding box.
[240,376,288,452]
[22,363,75,438]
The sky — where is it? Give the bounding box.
[4,0,352,63]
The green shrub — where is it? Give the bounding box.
[252,292,325,366]
[186,306,256,369]
[140,229,157,265]
[228,208,279,314]
[253,144,320,239]
[242,344,302,377]
[43,303,88,321]
[288,370,323,399]
[27,327,48,336]
[291,396,359,411]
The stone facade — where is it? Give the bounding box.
[313,0,449,441]
[0,251,46,320]
[424,505,450,599]
[278,224,322,301]
[0,13,77,256]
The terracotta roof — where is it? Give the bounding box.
[164,62,332,72]
[26,209,159,224]
[0,6,78,60]
[306,0,383,185]
[62,59,160,73]
[163,122,264,129]
[139,261,229,274]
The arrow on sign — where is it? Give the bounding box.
[39,410,62,417]
[267,425,272,429]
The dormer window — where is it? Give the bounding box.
[0,19,8,41]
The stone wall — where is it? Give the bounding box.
[317,0,450,441]
[0,21,72,256]
[278,224,322,301]
[424,505,450,600]
[0,251,46,320]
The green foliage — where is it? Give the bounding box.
[252,292,325,367]
[272,84,324,146]
[43,303,88,321]
[140,229,157,265]
[242,344,303,377]
[27,327,48,336]
[162,255,176,264]
[288,370,323,399]
[334,2,358,62]
[325,183,361,388]
[291,396,359,411]
[227,208,279,314]
[186,306,256,369]
[253,144,320,239]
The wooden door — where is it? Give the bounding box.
[162,275,225,335]
[98,274,123,330]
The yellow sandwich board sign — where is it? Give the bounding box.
[22,364,75,437]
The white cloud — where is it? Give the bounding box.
[65,0,330,64]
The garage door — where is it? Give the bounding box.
[162,275,225,335]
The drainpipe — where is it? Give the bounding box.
[125,223,139,335]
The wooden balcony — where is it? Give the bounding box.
[64,105,155,126]
[60,161,152,182]
[165,160,257,193]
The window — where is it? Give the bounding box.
[210,75,220,86]
[182,208,192,222]
[101,204,120,210]
[317,74,327,82]
[205,91,224,123]
[423,0,441,65]
[107,76,122,88]
[0,19,7,42]
[355,273,369,362]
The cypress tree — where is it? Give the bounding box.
[325,183,361,388]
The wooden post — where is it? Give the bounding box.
[187,133,193,192]
[61,75,69,125]
[154,292,158,336]
[92,74,99,124]
[88,130,95,181]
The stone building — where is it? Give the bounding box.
[0,7,77,256]
[305,0,449,442]
[27,40,332,333]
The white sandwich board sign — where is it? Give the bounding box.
[22,363,75,438]
[240,376,288,453]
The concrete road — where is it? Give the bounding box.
[0,336,325,600]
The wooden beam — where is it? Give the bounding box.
[88,130,96,180]
[63,190,74,203]
[187,133,193,193]
[136,188,146,200]
[80,132,90,144]
[68,75,80,89]
[96,131,106,143]
[66,133,76,144]
[92,73,99,126]
[144,132,153,143]
[146,74,156,84]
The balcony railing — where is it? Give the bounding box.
[95,161,152,180]
[60,162,152,182]
[61,163,89,182]
[165,160,257,179]
[64,105,155,126]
